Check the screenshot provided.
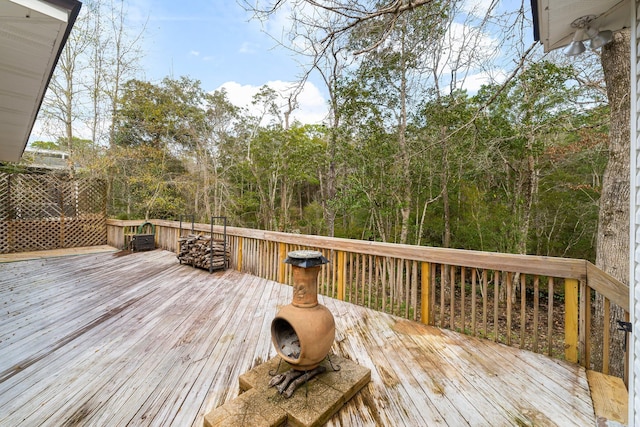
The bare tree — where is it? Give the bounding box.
[40,6,92,176]
[38,0,145,173]
[244,0,440,55]
[104,0,146,148]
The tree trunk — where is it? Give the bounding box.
[397,37,412,245]
[441,126,451,248]
[594,29,630,378]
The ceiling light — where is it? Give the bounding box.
[563,29,586,56]
[590,29,613,49]
[563,16,614,56]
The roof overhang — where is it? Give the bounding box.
[531,0,630,52]
[0,0,81,163]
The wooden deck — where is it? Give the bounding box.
[0,249,596,426]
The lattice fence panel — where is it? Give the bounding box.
[63,215,107,247]
[0,173,8,220]
[0,173,7,253]
[0,172,106,253]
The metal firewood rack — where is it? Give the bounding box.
[178,215,228,273]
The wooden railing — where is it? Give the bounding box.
[107,219,629,378]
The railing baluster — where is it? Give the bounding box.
[533,275,539,353]
[411,261,418,320]
[450,266,455,330]
[520,274,526,349]
[440,265,446,328]
[367,255,372,309]
[547,277,554,357]
[603,297,610,374]
[429,263,437,325]
[506,272,512,346]
[471,268,477,336]
[461,267,466,334]
[404,260,412,319]
[349,252,354,303]
[382,257,387,313]
[375,256,380,311]
[493,271,499,342]
[482,269,488,338]
[579,282,591,368]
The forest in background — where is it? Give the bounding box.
[2,0,612,263]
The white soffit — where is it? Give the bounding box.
[0,0,80,163]
[533,0,630,52]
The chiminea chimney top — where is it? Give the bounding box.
[284,250,328,268]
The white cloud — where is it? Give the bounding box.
[460,0,498,18]
[456,69,507,94]
[216,80,327,125]
[239,42,258,54]
[190,50,200,56]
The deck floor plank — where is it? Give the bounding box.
[0,249,597,426]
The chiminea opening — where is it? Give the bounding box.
[272,318,300,360]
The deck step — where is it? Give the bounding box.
[587,370,628,426]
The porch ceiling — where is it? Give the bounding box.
[531,0,630,52]
[0,0,81,163]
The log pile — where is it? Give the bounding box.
[177,234,230,271]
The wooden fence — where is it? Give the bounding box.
[0,173,106,253]
[107,219,629,379]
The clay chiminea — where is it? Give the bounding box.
[271,250,335,372]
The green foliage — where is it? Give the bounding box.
[87,62,607,262]
[31,140,60,150]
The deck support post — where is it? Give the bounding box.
[337,251,346,301]
[278,242,287,284]
[421,262,431,325]
[565,278,579,363]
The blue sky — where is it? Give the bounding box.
[126,0,533,126]
[31,0,534,143]
[138,1,297,88]
[130,0,329,124]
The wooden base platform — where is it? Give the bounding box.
[0,249,597,426]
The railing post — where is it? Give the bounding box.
[579,282,591,368]
[603,298,611,374]
[337,250,346,301]
[565,278,579,363]
[421,262,431,325]
[237,238,243,272]
[278,242,287,284]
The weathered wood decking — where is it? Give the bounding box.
[0,249,596,426]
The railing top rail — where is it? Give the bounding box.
[586,262,629,309]
[109,219,586,278]
[107,219,629,310]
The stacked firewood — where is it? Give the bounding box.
[177,234,230,271]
